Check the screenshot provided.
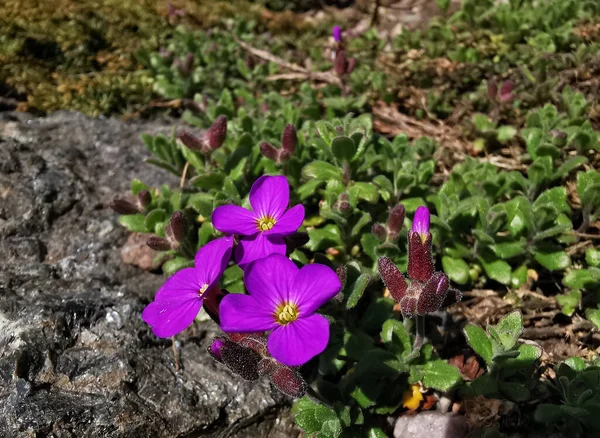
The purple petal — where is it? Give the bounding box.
[332,25,342,43]
[412,206,430,235]
[142,297,201,338]
[266,204,305,236]
[155,267,201,300]
[249,175,289,220]
[235,233,286,268]
[244,253,298,307]
[290,263,341,315]
[212,205,258,235]
[267,314,330,366]
[219,294,278,332]
[194,236,234,286]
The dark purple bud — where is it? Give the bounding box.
[137,190,152,209]
[487,80,498,101]
[260,142,280,162]
[416,272,449,315]
[167,3,185,18]
[386,204,405,241]
[334,50,348,77]
[203,288,229,324]
[336,192,350,213]
[270,366,307,398]
[205,115,228,151]
[346,58,356,75]
[159,47,174,60]
[378,257,408,303]
[372,223,387,242]
[220,342,261,381]
[258,358,279,377]
[400,296,418,318]
[442,287,463,308]
[407,231,434,282]
[281,124,297,155]
[109,198,140,215]
[176,53,194,76]
[208,338,225,362]
[165,211,187,244]
[332,25,343,43]
[498,80,514,102]
[336,265,347,290]
[146,236,172,251]
[239,334,268,356]
[178,131,204,151]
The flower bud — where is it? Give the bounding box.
[378,257,408,303]
[175,53,194,76]
[205,115,228,151]
[336,265,347,290]
[137,190,152,210]
[146,236,172,251]
[498,80,514,102]
[332,25,342,43]
[270,366,307,398]
[239,334,268,356]
[416,272,449,315]
[386,204,405,241]
[203,287,229,324]
[346,58,356,75]
[260,142,280,162]
[207,338,225,362]
[372,223,387,242]
[281,124,297,155]
[220,342,261,381]
[407,207,434,282]
[109,198,140,215]
[165,211,187,244]
[177,131,204,151]
[334,50,348,77]
[258,358,279,377]
[335,192,350,213]
[412,206,430,238]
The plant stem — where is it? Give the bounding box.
[414,315,426,350]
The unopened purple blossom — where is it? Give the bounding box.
[498,80,514,102]
[142,236,233,338]
[219,254,341,366]
[332,26,342,43]
[212,176,305,267]
[408,206,434,282]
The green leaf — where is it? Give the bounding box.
[367,428,388,438]
[586,307,600,329]
[553,156,587,180]
[331,136,357,162]
[351,212,372,237]
[464,325,493,364]
[359,298,395,335]
[306,224,343,252]
[534,404,564,424]
[479,256,512,285]
[492,311,523,351]
[302,161,343,182]
[442,256,471,285]
[563,357,586,372]
[528,156,553,186]
[418,360,462,392]
[131,179,149,195]
[187,193,214,218]
[497,126,517,142]
[349,386,377,409]
[502,343,542,369]
[190,172,225,190]
[162,256,194,276]
[498,381,530,402]
[381,319,412,358]
[292,397,337,434]
[533,187,570,215]
[145,209,167,232]
[118,214,147,233]
[533,244,571,271]
[298,179,325,200]
[511,265,528,288]
[586,248,600,267]
[346,274,371,309]
[179,144,204,172]
[577,170,600,208]
[563,269,594,289]
[348,182,379,205]
[556,289,581,316]
[490,240,527,259]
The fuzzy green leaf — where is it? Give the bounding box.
[346,274,371,309]
[118,214,147,233]
[418,360,463,392]
[464,324,493,364]
[556,289,581,316]
[292,397,337,434]
[302,161,343,182]
[442,256,471,285]
[381,319,412,358]
[331,136,357,162]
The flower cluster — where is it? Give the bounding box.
[378,206,462,317]
[142,176,342,389]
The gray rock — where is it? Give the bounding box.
[394,411,467,438]
[0,111,300,438]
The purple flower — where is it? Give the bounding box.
[142,236,234,338]
[332,25,342,43]
[408,206,433,282]
[219,254,341,366]
[212,176,305,267]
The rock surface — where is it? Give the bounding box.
[394,411,467,438]
[0,111,299,438]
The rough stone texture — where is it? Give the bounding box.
[394,411,467,438]
[0,111,299,438]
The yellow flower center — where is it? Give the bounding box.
[257,216,276,232]
[402,383,424,410]
[198,283,209,297]
[274,302,299,325]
